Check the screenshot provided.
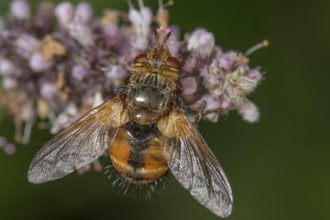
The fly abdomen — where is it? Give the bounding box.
[109,123,168,185]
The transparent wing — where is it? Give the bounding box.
[158,107,233,217]
[28,95,128,184]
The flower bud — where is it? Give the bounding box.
[188,29,215,58]
[104,25,124,48]
[72,65,87,81]
[76,2,93,23]
[183,56,197,73]
[130,36,148,52]
[182,77,198,96]
[201,94,220,122]
[4,143,16,155]
[40,82,55,99]
[105,65,126,81]
[15,34,40,58]
[219,95,231,110]
[247,68,262,80]
[0,59,18,76]
[2,77,18,90]
[10,0,31,20]
[55,2,74,26]
[51,104,78,134]
[68,14,94,47]
[238,101,260,123]
[29,53,53,72]
[218,52,237,71]
[128,1,152,37]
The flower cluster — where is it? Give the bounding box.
[0,0,266,156]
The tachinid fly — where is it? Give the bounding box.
[28,28,233,217]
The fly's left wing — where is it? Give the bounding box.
[28,95,128,184]
[157,106,233,217]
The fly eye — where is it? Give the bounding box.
[166,56,180,70]
[133,53,148,64]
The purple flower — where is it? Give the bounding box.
[29,53,53,72]
[40,82,55,99]
[0,59,18,76]
[2,77,18,90]
[4,143,16,155]
[10,0,31,20]
[104,25,125,48]
[200,94,221,122]
[55,2,74,26]
[72,65,88,81]
[0,0,265,154]
[182,77,198,96]
[183,56,197,74]
[238,100,260,123]
[76,2,93,23]
[218,52,237,72]
[128,0,152,37]
[0,137,16,156]
[50,103,78,134]
[188,28,215,59]
[15,34,40,58]
[105,64,126,81]
[219,95,231,110]
[68,14,94,47]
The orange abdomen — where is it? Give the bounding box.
[109,125,168,184]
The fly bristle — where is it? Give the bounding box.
[104,164,170,199]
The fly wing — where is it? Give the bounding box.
[28,95,128,184]
[158,107,233,217]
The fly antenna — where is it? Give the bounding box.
[155,26,172,47]
[161,30,171,46]
[154,29,160,45]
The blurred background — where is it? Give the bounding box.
[0,0,329,220]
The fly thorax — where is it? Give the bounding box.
[127,73,171,125]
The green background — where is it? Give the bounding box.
[0,0,329,219]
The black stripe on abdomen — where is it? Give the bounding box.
[124,122,159,174]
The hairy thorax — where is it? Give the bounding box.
[127,72,174,125]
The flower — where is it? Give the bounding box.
[0,59,18,76]
[238,100,260,123]
[10,0,31,20]
[68,14,94,48]
[72,65,88,81]
[76,2,93,23]
[188,28,215,59]
[0,0,266,157]
[29,53,53,72]
[40,82,55,99]
[55,2,74,26]
[0,137,16,155]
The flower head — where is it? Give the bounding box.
[0,0,266,154]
